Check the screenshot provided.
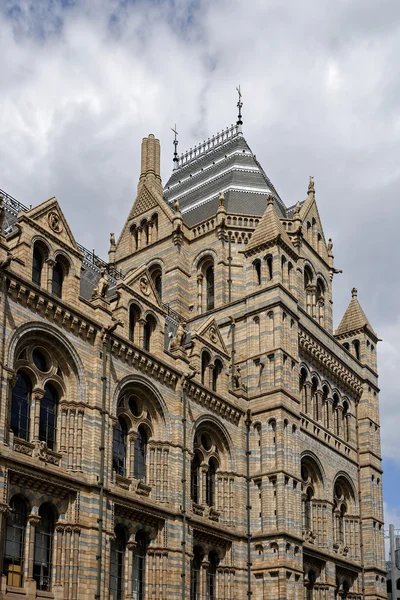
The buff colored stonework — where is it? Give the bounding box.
[0,124,386,600]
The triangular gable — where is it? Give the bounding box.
[23,197,79,251]
[299,191,329,263]
[245,196,296,256]
[123,264,162,308]
[127,184,175,223]
[193,316,229,356]
[335,289,377,338]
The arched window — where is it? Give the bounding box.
[311,378,318,421]
[206,551,219,600]
[299,369,308,413]
[265,254,273,280]
[253,259,261,285]
[132,531,147,600]
[134,426,147,481]
[149,265,162,300]
[201,352,211,386]
[191,454,200,504]
[4,496,27,587]
[206,458,217,507]
[129,305,140,343]
[39,384,58,450]
[33,504,55,591]
[113,418,128,477]
[307,570,316,600]
[11,371,31,440]
[322,385,329,429]
[332,394,340,436]
[304,487,313,530]
[190,547,203,600]
[281,255,287,282]
[353,339,360,361]
[32,244,44,286]
[304,265,313,289]
[342,402,350,442]
[206,265,214,311]
[143,316,156,351]
[52,260,64,298]
[288,262,294,290]
[110,525,127,600]
[212,359,223,393]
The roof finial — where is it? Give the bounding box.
[351,287,358,298]
[172,124,179,168]
[236,85,243,128]
[267,193,274,207]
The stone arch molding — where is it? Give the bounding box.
[112,374,171,439]
[189,413,236,472]
[6,320,87,403]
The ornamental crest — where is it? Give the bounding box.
[48,211,63,233]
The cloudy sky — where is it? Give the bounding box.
[1,0,399,538]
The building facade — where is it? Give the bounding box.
[0,116,386,600]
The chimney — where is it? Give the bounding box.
[138,134,162,194]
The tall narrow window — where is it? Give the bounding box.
[33,504,55,591]
[353,340,360,361]
[201,352,211,386]
[134,426,147,481]
[206,265,214,311]
[265,255,273,280]
[39,384,58,450]
[4,496,27,587]
[191,454,200,504]
[307,570,316,600]
[113,418,128,477]
[132,531,147,600]
[190,547,202,600]
[150,266,162,300]
[206,551,219,600]
[212,359,223,392]
[288,263,294,291]
[11,372,31,440]
[206,459,216,507]
[304,487,313,530]
[129,306,139,343]
[110,525,127,600]
[143,317,156,351]
[253,259,261,285]
[32,246,43,286]
[52,261,64,298]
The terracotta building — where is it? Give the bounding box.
[0,109,386,600]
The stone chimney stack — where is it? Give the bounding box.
[138,134,162,194]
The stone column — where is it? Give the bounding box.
[60,407,68,452]
[68,409,75,470]
[138,318,146,348]
[46,258,56,293]
[148,221,153,245]
[126,539,137,597]
[4,369,17,446]
[197,274,203,314]
[208,364,214,390]
[0,504,10,580]
[76,410,84,470]
[201,463,209,507]
[200,560,209,599]
[72,528,80,600]
[315,391,323,422]
[26,513,40,581]
[304,382,311,415]
[55,524,64,586]
[137,226,143,249]
[32,389,44,442]
[129,432,138,480]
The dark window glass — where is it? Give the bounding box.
[39,384,58,450]
[304,488,312,530]
[206,552,218,600]
[201,353,210,386]
[113,418,128,477]
[143,320,151,351]
[132,532,147,600]
[266,255,273,280]
[254,260,261,285]
[52,262,63,298]
[206,266,214,311]
[134,427,147,481]
[155,274,162,299]
[32,247,43,286]
[212,361,222,392]
[206,459,216,507]
[110,525,126,600]
[129,307,136,342]
[33,504,54,591]
[11,372,31,440]
[32,348,47,372]
[4,496,27,588]
[191,454,200,504]
[190,548,202,600]
[129,397,140,417]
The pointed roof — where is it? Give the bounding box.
[163,124,287,226]
[245,195,295,255]
[335,288,377,338]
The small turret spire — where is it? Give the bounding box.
[236,85,243,128]
[352,287,358,298]
[172,124,179,169]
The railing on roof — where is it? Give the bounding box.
[176,123,240,170]
[0,188,29,214]
[77,243,124,280]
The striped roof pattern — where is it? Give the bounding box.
[163,125,287,227]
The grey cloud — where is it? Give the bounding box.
[0,0,399,462]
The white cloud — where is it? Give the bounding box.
[0,0,399,467]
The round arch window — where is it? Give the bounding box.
[32,348,48,372]
[201,432,212,451]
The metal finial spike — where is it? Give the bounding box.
[171,124,179,164]
[236,85,243,126]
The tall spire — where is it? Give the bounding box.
[236,85,243,130]
[172,124,179,169]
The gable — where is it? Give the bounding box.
[24,197,79,251]
[193,316,229,356]
[123,265,162,308]
[300,197,329,263]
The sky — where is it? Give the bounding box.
[1,0,399,543]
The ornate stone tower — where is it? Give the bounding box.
[0,111,386,600]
